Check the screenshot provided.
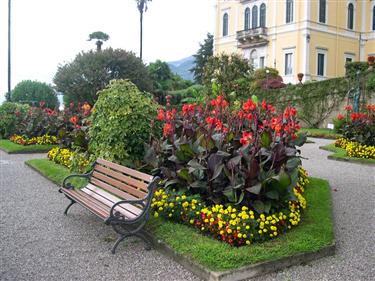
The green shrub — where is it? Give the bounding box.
[11,80,58,109]
[54,48,153,106]
[0,102,29,138]
[166,85,206,105]
[88,79,158,166]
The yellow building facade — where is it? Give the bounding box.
[214,0,375,83]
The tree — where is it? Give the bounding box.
[202,53,254,100]
[11,80,59,108]
[88,31,109,52]
[8,0,11,94]
[148,60,192,101]
[190,33,213,84]
[53,48,153,105]
[135,0,152,60]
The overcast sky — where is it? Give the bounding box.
[0,0,216,104]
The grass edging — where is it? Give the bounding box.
[0,139,56,154]
[146,177,335,280]
[319,144,375,166]
[148,234,335,281]
[25,158,335,281]
[300,128,340,140]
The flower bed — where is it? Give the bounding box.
[145,93,309,247]
[335,137,375,159]
[152,166,309,247]
[9,134,58,146]
[47,147,91,172]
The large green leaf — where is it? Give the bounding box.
[177,168,193,183]
[260,131,271,148]
[252,200,265,214]
[211,164,224,181]
[227,155,242,168]
[265,190,279,200]
[286,157,301,171]
[246,182,262,195]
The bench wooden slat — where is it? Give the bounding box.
[91,171,147,199]
[94,164,149,192]
[84,184,143,217]
[62,189,109,218]
[96,158,153,183]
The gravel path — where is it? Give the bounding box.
[0,139,374,281]
[252,138,375,281]
[0,152,199,281]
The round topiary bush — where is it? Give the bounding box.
[88,79,158,167]
[11,80,59,109]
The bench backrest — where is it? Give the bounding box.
[90,158,154,201]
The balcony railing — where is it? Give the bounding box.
[236,27,268,48]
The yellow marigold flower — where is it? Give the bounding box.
[154,212,159,218]
[246,240,251,245]
[190,219,194,224]
[231,213,236,219]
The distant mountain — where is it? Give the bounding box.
[168,56,195,81]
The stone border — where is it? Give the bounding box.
[25,159,336,281]
[147,232,335,281]
[319,146,375,167]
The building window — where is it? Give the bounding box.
[317,53,325,76]
[244,8,250,30]
[252,6,258,28]
[286,0,293,23]
[250,50,258,68]
[285,53,293,75]
[373,5,375,31]
[319,0,326,23]
[260,4,266,27]
[259,56,265,68]
[223,13,229,36]
[347,3,354,30]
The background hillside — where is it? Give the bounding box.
[168,56,195,81]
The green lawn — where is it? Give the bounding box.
[319,143,375,165]
[0,139,56,154]
[300,128,340,139]
[25,158,87,188]
[24,159,334,272]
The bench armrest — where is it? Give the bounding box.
[62,172,91,189]
[106,176,160,225]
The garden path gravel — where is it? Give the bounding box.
[0,152,199,281]
[251,138,375,281]
[0,138,374,281]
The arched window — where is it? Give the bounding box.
[286,0,293,23]
[250,50,258,67]
[252,6,258,28]
[347,3,354,30]
[244,8,251,30]
[319,0,326,23]
[372,5,375,31]
[223,13,229,36]
[260,4,266,27]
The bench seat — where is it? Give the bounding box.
[59,158,159,253]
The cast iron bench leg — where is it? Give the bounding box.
[64,199,76,215]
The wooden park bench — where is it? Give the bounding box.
[59,158,160,254]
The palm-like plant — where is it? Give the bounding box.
[8,0,11,94]
[88,31,110,52]
[135,0,152,60]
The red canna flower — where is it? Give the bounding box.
[163,123,173,137]
[157,109,165,121]
[70,116,78,125]
[337,114,344,120]
[240,132,253,145]
[345,105,353,111]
